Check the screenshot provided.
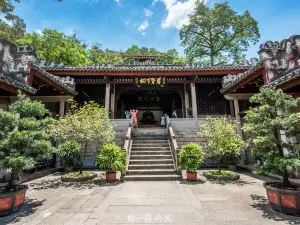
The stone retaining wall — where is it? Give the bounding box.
[76,119,131,168]
[170,118,218,166]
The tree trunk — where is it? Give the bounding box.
[210,55,214,66]
[274,129,292,188]
[6,168,17,191]
[218,158,221,173]
[79,142,88,174]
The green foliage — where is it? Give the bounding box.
[17,29,89,66]
[243,88,300,188]
[97,143,126,172]
[124,45,185,64]
[209,170,233,176]
[179,143,205,173]
[57,140,80,166]
[180,1,260,65]
[198,116,247,172]
[87,44,123,65]
[49,100,115,174]
[0,91,55,190]
[66,172,91,177]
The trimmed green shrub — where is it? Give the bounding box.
[179,143,205,173]
[97,144,126,172]
[57,140,80,166]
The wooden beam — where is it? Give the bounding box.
[224,93,256,100]
[30,96,73,102]
[279,75,300,91]
[0,82,18,94]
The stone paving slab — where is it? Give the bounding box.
[1,171,300,225]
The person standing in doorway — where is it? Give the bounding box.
[130,109,139,128]
[125,110,131,119]
[161,114,166,129]
[172,110,177,119]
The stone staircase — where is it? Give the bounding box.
[125,128,181,181]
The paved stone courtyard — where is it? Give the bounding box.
[0,171,300,225]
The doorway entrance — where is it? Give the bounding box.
[116,89,182,124]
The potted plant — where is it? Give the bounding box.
[199,116,247,180]
[97,143,126,182]
[187,107,193,117]
[50,100,115,180]
[179,143,205,181]
[57,140,80,172]
[243,88,300,215]
[0,91,55,216]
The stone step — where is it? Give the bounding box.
[133,140,169,143]
[132,143,170,147]
[126,169,176,175]
[134,136,168,140]
[129,159,173,165]
[131,147,170,150]
[130,155,173,160]
[128,164,175,170]
[124,174,181,181]
[131,151,171,155]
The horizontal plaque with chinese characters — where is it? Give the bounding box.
[135,77,166,85]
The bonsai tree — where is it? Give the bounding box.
[243,88,300,188]
[97,143,126,182]
[0,91,55,191]
[57,140,80,170]
[199,116,247,173]
[179,143,205,180]
[50,100,115,174]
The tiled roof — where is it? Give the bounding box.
[44,64,251,72]
[0,73,37,94]
[31,65,78,95]
[220,61,265,93]
[263,68,300,88]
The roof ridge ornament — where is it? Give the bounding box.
[259,35,300,84]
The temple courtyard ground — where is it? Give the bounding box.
[0,171,299,225]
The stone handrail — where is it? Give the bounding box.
[123,127,133,173]
[168,126,179,170]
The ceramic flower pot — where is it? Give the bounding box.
[186,171,197,181]
[106,172,117,182]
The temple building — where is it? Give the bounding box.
[1,35,300,176]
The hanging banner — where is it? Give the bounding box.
[135,77,166,85]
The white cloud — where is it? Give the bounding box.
[34,29,43,35]
[161,0,207,29]
[64,28,75,36]
[142,32,146,36]
[125,21,129,26]
[115,0,121,5]
[138,21,149,32]
[152,0,159,6]
[144,8,153,17]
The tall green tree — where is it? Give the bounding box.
[17,29,89,66]
[243,88,300,188]
[87,44,123,65]
[199,116,247,172]
[49,101,115,174]
[180,1,260,65]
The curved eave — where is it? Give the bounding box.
[220,62,265,94]
[31,66,78,95]
[0,73,37,94]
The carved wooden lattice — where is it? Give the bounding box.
[196,84,228,115]
[76,84,105,106]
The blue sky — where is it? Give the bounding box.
[13,0,300,59]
